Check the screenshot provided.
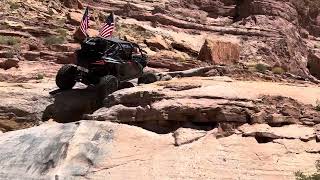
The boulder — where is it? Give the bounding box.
[171,41,199,57]
[144,35,169,50]
[236,0,298,23]
[67,12,82,25]
[307,52,320,79]
[198,39,240,65]
[0,58,19,70]
[74,28,99,42]
[173,128,207,146]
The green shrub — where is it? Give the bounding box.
[176,56,187,62]
[8,1,20,10]
[56,28,68,37]
[36,73,44,80]
[295,160,320,180]
[255,63,268,73]
[4,50,15,58]
[272,67,285,74]
[44,28,68,45]
[56,19,66,26]
[44,35,65,45]
[0,36,21,45]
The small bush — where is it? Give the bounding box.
[0,36,21,46]
[295,160,320,180]
[56,19,66,26]
[176,56,187,62]
[272,67,285,74]
[56,28,68,37]
[36,73,44,80]
[8,1,20,10]
[44,35,65,45]
[44,28,68,45]
[3,50,15,58]
[255,63,268,73]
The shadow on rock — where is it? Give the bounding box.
[42,86,107,123]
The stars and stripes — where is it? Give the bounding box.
[99,12,115,38]
[80,7,89,37]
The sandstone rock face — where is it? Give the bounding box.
[0,71,319,179]
[0,120,319,180]
[67,11,82,26]
[0,81,52,132]
[198,39,240,65]
[0,0,320,179]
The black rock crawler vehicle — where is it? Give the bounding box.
[55,37,157,94]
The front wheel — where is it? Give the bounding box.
[56,64,77,90]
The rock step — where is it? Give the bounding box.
[0,30,31,38]
[0,58,19,70]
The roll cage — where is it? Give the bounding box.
[83,37,146,61]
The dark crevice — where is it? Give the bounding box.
[268,121,293,127]
[126,121,218,134]
[254,136,275,144]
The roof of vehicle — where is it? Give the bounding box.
[100,37,132,44]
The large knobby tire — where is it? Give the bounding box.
[56,64,77,90]
[138,73,158,84]
[99,75,119,96]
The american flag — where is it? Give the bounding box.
[99,12,115,38]
[80,7,89,37]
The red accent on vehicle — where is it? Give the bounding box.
[91,60,106,65]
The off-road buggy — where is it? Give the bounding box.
[55,37,157,94]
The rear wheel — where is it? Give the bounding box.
[98,75,119,97]
[138,73,158,84]
[56,64,77,90]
